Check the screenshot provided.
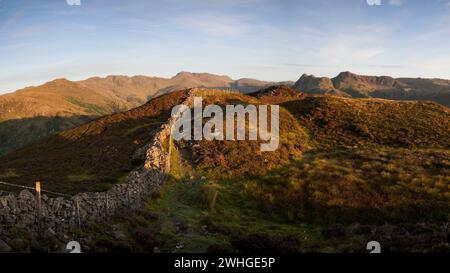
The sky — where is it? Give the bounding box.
[0,0,449,93]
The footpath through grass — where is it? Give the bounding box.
[142,141,326,253]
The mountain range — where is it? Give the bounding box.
[0,71,449,155]
[293,71,450,107]
[0,72,287,121]
[0,72,289,155]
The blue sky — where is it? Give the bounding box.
[0,0,449,93]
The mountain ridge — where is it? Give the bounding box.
[293,71,450,106]
[1,70,449,156]
[0,72,288,155]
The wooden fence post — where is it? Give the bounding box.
[35,181,41,231]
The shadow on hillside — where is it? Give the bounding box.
[0,114,169,194]
[0,115,97,156]
[0,90,188,194]
[0,116,161,194]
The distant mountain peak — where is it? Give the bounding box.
[172,71,233,81]
[336,71,355,77]
[174,71,192,76]
[47,78,72,85]
[293,71,449,105]
[293,74,341,95]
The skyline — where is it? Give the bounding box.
[1,0,450,93]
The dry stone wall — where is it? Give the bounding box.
[0,89,196,239]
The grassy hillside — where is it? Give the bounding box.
[176,91,308,178]
[0,79,128,156]
[2,88,449,252]
[0,90,187,193]
[0,73,286,156]
[0,115,94,155]
[76,89,449,253]
[282,96,450,149]
[250,85,305,104]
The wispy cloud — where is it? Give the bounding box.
[0,9,23,35]
[318,33,385,65]
[388,0,404,6]
[366,0,404,6]
[366,0,382,6]
[281,63,327,68]
[368,64,407,68]
[420,56,450,74]
[175,14,252,36]
[2,0,450,91]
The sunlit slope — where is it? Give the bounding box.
[282,95,450,149]
[0,73,286,156]
[155,88,449,252]
[0,90,187,193]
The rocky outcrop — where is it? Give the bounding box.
[331,71,400,97]
[293,71,450,106]
[332,71,397,89]
[293,74,350,97]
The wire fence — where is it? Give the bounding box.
[0,180,80,231]
[0,181,72,198]
[0,92,179,234]
[0,176,162,232]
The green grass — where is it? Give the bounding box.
[145,180,231,253]
[3,90,448,253]
[142,142,232,252]
[136,92,450,253]
[136,139,325,252]
[159,93,449,252]
[67,173,97,182]
[116,174,128,184]
[281,96,450,150]
[67,97,108,115]
[0,169,20,179]
[244,147,450,224]
[143,145,448,253]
